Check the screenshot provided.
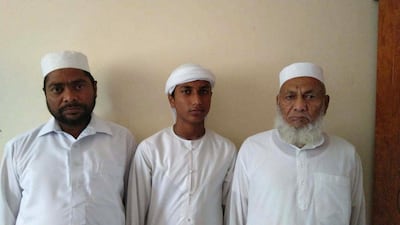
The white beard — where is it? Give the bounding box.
[275,110,324,148]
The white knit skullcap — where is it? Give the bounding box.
[279,62,324,87]
[165,63,215,95]
[41,50,90,77]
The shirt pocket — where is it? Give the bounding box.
[99,161,125,177]
[89,161,125,202]
[97,161,125,190]
[313,173,351,225]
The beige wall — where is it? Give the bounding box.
[0,0,378,223]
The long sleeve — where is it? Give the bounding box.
[225,150,249,225]
[0,143,21,225]
[350,153,366,225]
[126,143,152,225]
[222,146,237,208]
[123,137,137,206]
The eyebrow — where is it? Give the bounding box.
[47,79,89,88]
[178,84,211,89]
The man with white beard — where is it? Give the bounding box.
[226,62,366,225]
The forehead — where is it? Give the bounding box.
[280,77,324,92]
[45,68,89,84]
[175,80,211,88]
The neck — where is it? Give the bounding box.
[58,119,90,139]
[173,122,205,140]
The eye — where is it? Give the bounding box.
[181,89,192,95]
[74,83,84,90]
[72,81,88,91]
[49,85,64,94]
[285,94,296,100]
[199,88,210,95]
[304,94,315,99]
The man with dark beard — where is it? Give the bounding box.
[226,62,366,225]
[0,50,136,225]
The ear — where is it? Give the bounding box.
[168,95,175,108]
[323,95,330,114]
[93,80,98,97]
[276,94,280,106]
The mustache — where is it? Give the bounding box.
[59,103,87,112]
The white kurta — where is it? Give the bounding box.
[227,129,366,225]
[0,115,136,225]
[127,127,237,225]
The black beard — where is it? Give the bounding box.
[47,99,96,126]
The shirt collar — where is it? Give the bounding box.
[38,114,113,138]
[273,129,326,152]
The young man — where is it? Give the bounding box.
[127,63,237,225]
[0,50,136,225]
[227,62,366,225]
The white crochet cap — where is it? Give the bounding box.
[41,50,90,77]
[279,62,324,87]
[165,63,215,95]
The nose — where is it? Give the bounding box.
[191,93,202,105]
[62,87,78,103]
[293,97,307,112]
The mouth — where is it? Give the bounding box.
[189,108,205,115]
[60,105,84,115]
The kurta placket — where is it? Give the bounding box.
[69,128,96,225]
[127,127,237,225]
[296,149,309,210]
[70,140,86,225]
[184,140,197,225]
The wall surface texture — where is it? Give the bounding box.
[0,0,378,223]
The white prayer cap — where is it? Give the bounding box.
[279,62,324,87]
[41,50,90,77]
[165,63,216,95]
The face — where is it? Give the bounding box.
[277,77,329,129]
[44,68,97,127]
[168,80,212,126]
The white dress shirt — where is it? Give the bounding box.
[227,129,366,225]
[0,115,136,225]
[127,127,237,225]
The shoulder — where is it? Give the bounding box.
[4,123,47,156]
[236,130,275,159]
[136,127,172,150]
[141,127,172,144]
[323,133,361,162]
[95,117,135,139]
[325,134,356,152]
[205,129,237,150]
[327,134,353,145]
[242,129,274,147]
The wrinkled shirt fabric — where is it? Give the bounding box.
[0,115,136,225]
[226,129,366,225]
[127,127,237,225]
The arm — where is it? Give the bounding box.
[0,143,22,225]
[126,143,152,225]
[123,134,137,206]
[222,146,237,210]
[225,150,249,225]
[350,153,366,225]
